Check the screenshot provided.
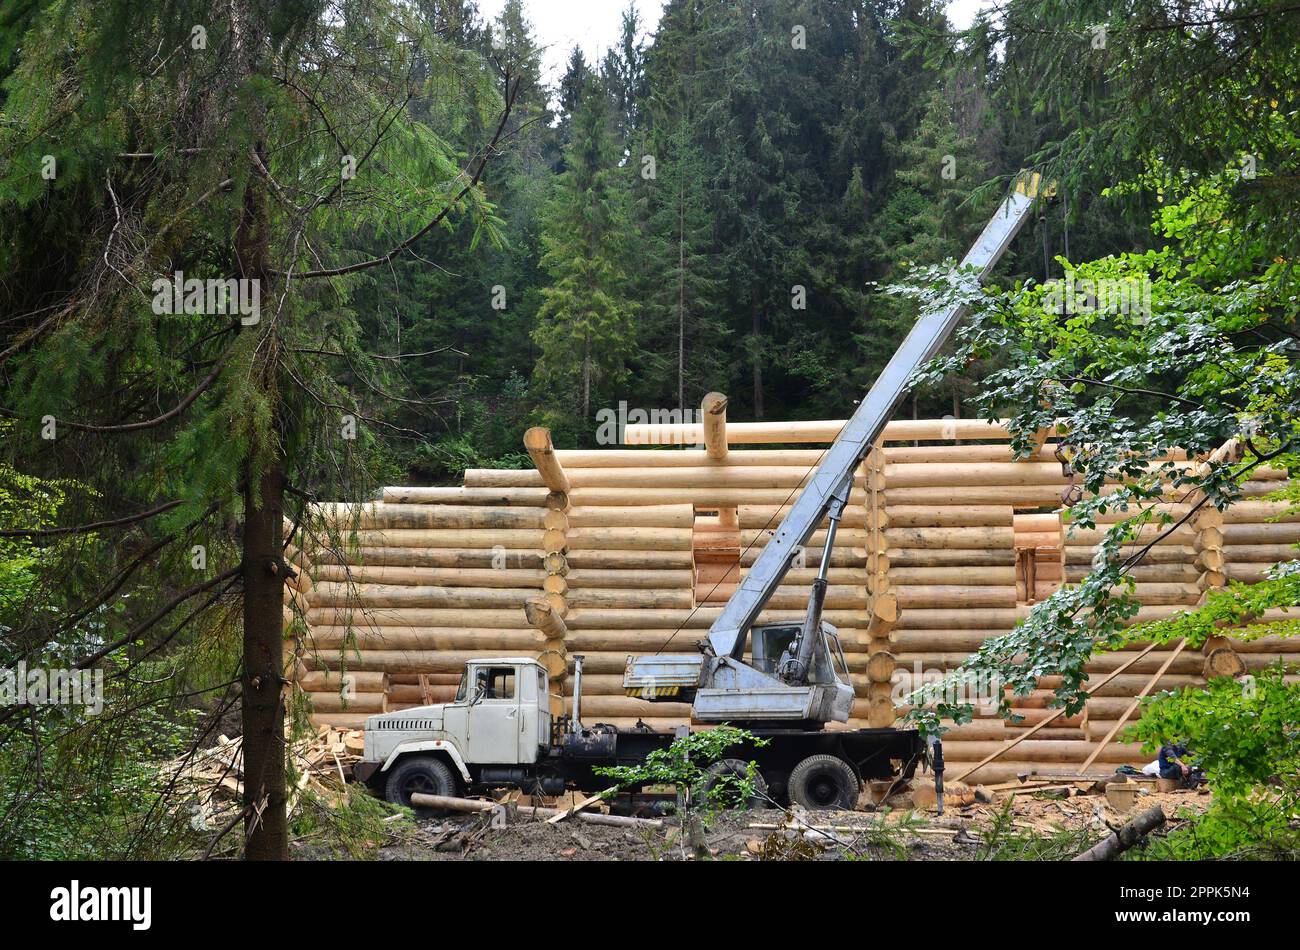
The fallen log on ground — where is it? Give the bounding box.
[1071,804,1166,861]
[407,792,661,828]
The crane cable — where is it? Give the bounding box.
[652,418,853,655]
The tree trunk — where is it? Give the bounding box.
[230,0,287,860]
[582,338,591,424]
[241,445,289,860]
[1072,805,1166,861]
[677,184,685,417]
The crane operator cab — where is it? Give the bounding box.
[623,621,855,726]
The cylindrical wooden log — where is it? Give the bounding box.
[523,598,569,640]
[891,629,1007,652]
[380,486,550,506]
[566,505,695,528]
[1222,522,1300,544]
[319,504,545,530]
[1064,524,1196,546]
[389,684,458,704]
[1221,502,1300,523]
[885,444,1055,464]
[313,547,545,570]
[311,565,545,588]
[885,505,1014,528]
[390,672,461,685]
[305,690,387,713]
[562,568,696,589]
[1064,544,1194,565]
[943,740,1143,764]
[565,587,694,609]
[346,528,543,549]
[562,526,694,551]
[1072,805,1168,861]
[566,488,869,508]
[1204,648,1247,678]
[887,547,1016,567]
[702,391,728,460]
[1222,543,1300,562]
[309,713,373,729]
[573,695,694,718]
[305,650,544,674]
[556,467,864,490]
[298,670,390,692]
[524,427,571,492]
[308,627,544,651]
[895,586,1017,608]
[307,607,533,628]
[883,526,1015,549]
[566,549,695,569]
[889,566,1017,585]
[622,417,1031,445]
[311,584,548,609]
[1225,563,1278,582]
[884,462,1066,487]
[553,448,823,467]
[1064,563,1200,584]
[884,486,1070,507]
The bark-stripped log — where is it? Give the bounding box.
[702,392,728,460]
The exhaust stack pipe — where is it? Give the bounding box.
[571,654,585,732]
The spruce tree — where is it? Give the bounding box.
[0,0,510,858]
[533,78,638,434]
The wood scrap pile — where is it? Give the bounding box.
[161,725,366,831]
[897,775,1210,840]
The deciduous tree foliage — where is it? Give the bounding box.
[897,5,1300,799]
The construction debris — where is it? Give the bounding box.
[162,725,365,832]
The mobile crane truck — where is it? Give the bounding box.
[354,171,1052,811]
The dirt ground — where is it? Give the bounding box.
[374,784,1213,861]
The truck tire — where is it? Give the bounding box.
[385,755,457,810]
[695,759,769,811]
[788,754,859,810]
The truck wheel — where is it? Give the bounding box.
[385,756,457,810]
[695,759,769,811]
[788,754,859,810]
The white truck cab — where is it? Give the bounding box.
[357,658,553,805]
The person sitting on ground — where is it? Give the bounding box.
[1158,741,1191,785]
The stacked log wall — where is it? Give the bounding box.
[292,419,1299,779]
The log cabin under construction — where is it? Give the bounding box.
[282,399,1299,785]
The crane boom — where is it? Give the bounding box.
[707,172,1049,661]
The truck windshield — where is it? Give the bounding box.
[825,631,851,685]
[454,671,467,702]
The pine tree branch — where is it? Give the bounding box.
[278,75,520,280]
[71,566,242,671]
[41,497,228,638]
[45,342,235,434]
[0,499,183,538]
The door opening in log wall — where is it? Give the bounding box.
[693,506,740,604]
[1013,512,1064,605]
